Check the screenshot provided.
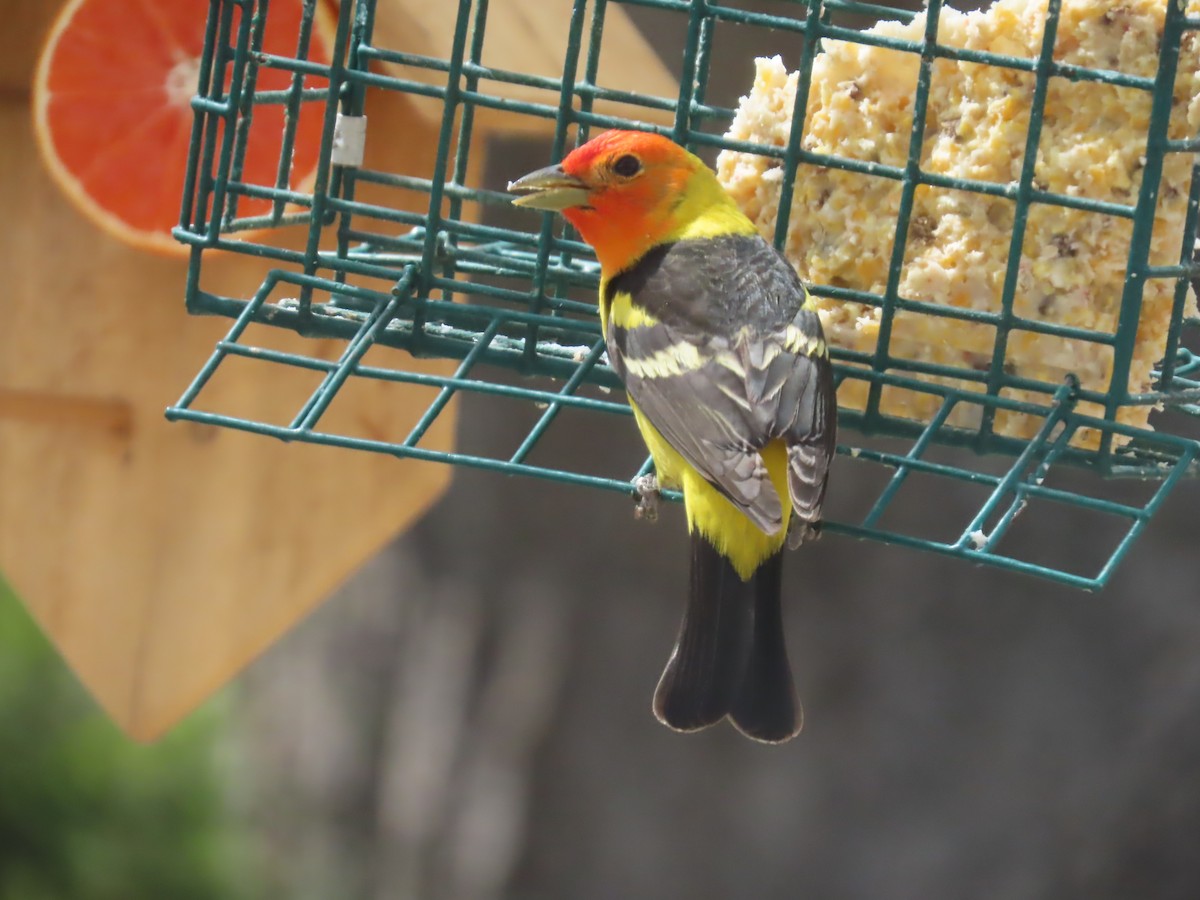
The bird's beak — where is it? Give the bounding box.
[507,164,591,211]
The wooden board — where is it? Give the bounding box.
[371,0,679,130]
[0,2,458,740]
[0,0,674,740]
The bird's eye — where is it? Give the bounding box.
[612,154,642,178]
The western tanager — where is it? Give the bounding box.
[509,130,836,743]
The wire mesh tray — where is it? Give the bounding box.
[167,0,1200,588]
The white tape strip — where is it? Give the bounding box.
[331,113,367,167]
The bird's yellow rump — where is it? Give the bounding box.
[510,130,836,743]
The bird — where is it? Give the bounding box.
[508,130,836,743]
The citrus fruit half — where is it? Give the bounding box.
[32,0,335,256]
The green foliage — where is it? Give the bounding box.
[0,576,259,900]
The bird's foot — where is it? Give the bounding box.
[633,474,661,523]
[787,518,822,549]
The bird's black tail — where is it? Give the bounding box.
[729,549,802,742]
[652,532,802,742]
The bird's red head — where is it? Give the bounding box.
[509,130,724,274]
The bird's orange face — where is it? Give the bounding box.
[508,130,705,273]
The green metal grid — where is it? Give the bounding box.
[167,0,1200,589]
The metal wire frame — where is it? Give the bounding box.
[168,0,1200,587]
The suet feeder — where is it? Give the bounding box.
[168,0,1200,588]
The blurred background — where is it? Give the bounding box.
[4,1,1200,899]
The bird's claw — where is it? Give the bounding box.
[787,518,821,549]
[633,473,661,523]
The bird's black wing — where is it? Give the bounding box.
[605,235,836,536]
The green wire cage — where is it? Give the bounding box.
[167,0,1200,589]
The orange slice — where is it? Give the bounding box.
[32,0,336,256]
